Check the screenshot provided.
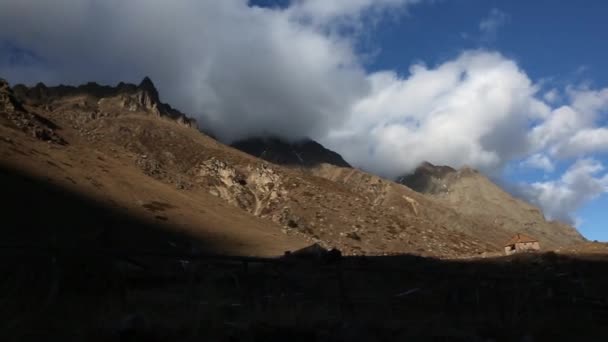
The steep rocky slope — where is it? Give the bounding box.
[396,162,585,248]
[1,78,584,258]
[1,78,308,256]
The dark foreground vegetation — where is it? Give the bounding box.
[2,250,608,341]
[1,164,608,341]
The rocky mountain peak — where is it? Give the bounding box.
[417,161,456,177]
[397,161,585,247]
[137,76,160,103]
[396,161,456,194]
[231,136,351,168]
[7,77,197,129]
[0,78,24,112]
[0,78,10,90]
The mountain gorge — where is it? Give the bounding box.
[0,77,584,259]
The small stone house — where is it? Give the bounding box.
[504,233,540,255]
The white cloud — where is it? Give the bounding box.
[529,106,589,153]
[543,89,560,104]
[530,87,608,158]
[324,50,549,178]
[479,8,508,42]
[0,0,401,142]
[521,159,608,224]
[287,0,415,24]
[553,128,608,157]
[522,154,555,173]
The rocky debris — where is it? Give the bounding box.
[195,158,289,217]
[135,154,167,178]
[5,111,67,145]
[195,158,322,237]
[0,78,24,112]
[232,136,351,168]
[402,196,420,216]
[134,154,192,190]
[246,163,288,213]
[196,158,257,210]
[1,79,67,145]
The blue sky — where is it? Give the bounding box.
[366,1,608,84]
[1,0,607,240]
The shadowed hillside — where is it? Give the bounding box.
[0,163,230,254]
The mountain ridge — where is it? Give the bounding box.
[0,77,585,258]
[11,77,197,129]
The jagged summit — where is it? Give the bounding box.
[9,77,197,129]
[231,136,351,168]
[396,161,456,194]
[139,76,155,88]
[138,76,160,102]
[0,78,25,112]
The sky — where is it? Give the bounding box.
[0,0,607,240]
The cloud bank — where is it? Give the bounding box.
[522,159,608,224]
[1,0,607,225]
[325,51,547,178]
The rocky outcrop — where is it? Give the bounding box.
[195,158,287,218]
[1,79,66,145]
[232,136,351,168]
[0,79,25,112]
[396,162,456,194]
[11,77,197,129]
[98,77,197,129]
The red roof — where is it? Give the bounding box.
[505,233,538,246]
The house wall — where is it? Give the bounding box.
[504,241,540,255]
[515,241,540,252]
[504,245,516,255]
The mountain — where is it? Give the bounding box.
[396,162,584,248]
[1,77,308,256]
[231,136,351,168]
[0,78,584,258]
